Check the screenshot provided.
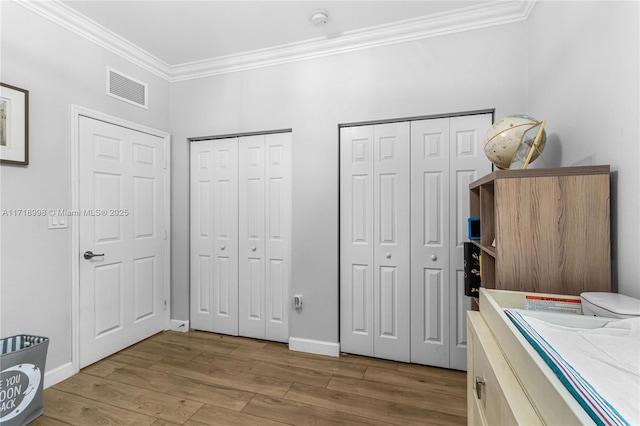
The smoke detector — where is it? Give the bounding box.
[310,11,328,26]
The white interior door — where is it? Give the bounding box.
[263,133,292,343]
[341,113,492,369]
[238,135,266,339]
[238,133,292,343]
[340,123,410,362]
[190,139,239,335]
[339,125,375,357]
[191,132,291,343]
[448,114,492,370]
[79,116,166,368]
[410,118,451,368]
[373,123,411,362]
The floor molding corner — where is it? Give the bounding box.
[44,362,75,389]
[289,337,340,357]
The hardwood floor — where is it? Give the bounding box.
[34,331,467,425]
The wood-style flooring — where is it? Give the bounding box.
[34,331,467,425]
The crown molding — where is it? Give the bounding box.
[171,0,536,81]
[13,0,173,80]
[14,0,536,83]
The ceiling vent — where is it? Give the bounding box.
[106,67,148,109]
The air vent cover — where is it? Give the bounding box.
[106,67,148,109]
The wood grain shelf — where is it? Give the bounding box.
[469,165,611,297]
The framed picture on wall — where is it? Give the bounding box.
[0,82,29,165]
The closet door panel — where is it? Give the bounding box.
[448,114,492,370]
[410,118,451,368]
[212,138,239,335]
[239,135,266,340]
[340,126,375,357]
[373,122,410,363]
[190,141,215,331]
[264,133,292,343]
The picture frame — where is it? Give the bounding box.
[509,119,546,170]
[0,82,29,165]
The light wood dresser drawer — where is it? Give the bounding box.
[467,311,542,425]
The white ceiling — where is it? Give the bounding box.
[62,1,493,66]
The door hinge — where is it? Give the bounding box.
[164,230,168,240]
[163,300,167,310]
[163,159,168,170]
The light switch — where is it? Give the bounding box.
[48,213,68,229]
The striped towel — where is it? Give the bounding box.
[505,309,638,426]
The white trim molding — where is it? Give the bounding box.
[289,337,340,358]
[44,362,74,389]
[15,0,537,82]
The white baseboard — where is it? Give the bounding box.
[44,361,75,389]
[170,319,189,332]
[289,337,340,357]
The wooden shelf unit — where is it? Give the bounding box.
[469,165,611,297]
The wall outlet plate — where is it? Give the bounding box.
[48,213,68,229]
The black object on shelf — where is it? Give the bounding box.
[464,242,481,297]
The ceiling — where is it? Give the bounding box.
[62,1,494,66]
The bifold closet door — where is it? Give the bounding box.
[190,133,291,343]
[190,138,239,335]
[238,133,292,343]
[340,114,491,369]
[410,114,491,370]
[446,115,492,369]
[340,122,411,362]
[409,118,451,368]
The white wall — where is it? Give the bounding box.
[170,23,527,343]
[0,2,170,374]
[527,1,640,298]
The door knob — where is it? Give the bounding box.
[221,245,226,251]
[385,252,391,259]
[251,246,257,252]
[431,254,437,261]
[84,251,105,260]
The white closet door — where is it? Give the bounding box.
[191,133,291,341]
[238,135,266,340]
[190,139,239,334]
[373,122,411,362]
[448,114,492,370]
[339,125,375,357]
[339,123,410,362]
[238,133,292,342]
[264,133,292,343]
[211,138,240,335]
[190,141,216,332]
[341,114,491,369]
[410,118,451,368]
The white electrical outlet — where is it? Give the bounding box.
[293,294,303,309]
